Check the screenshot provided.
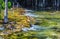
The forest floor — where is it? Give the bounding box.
[0,8,60,39]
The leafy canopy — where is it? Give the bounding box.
[0,0,3,4]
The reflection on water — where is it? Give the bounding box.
[22,25,47,32]
[24,13,39,17]
[24,9,39,17]
[0,27,4,31]
[23,9,48,32]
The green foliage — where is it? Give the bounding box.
[2,1,12,9]
[40,19,49,27]
[0,0,3,4]
[0,0,12,9]
[1,2,5,9]
[8,1,12,8]
[0,0,3,20]
[0,15,2,20]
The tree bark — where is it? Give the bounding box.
[4,0,8,23]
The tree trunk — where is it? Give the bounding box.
[57,0,59,10]
[4,0,8,23]
[35,0,37,10]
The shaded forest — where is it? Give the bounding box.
[9,0,60,11]
[0,0,60,39]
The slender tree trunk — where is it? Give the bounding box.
[53,0,57,11]
[4,0,8,23]
[13,2,14,14]
[57,0,59,10]
[17,3,19,8]
[35,0,37,10]
[43,0,45,10]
